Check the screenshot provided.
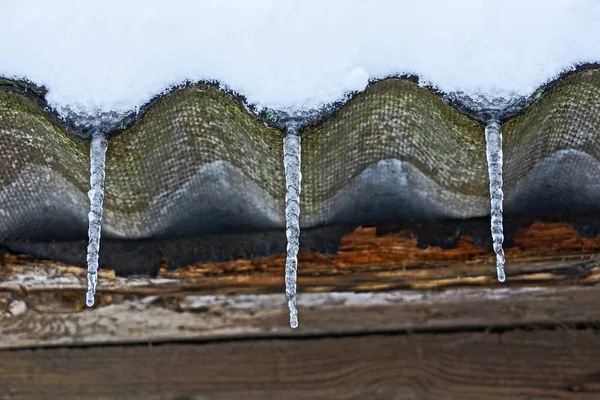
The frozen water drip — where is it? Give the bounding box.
[283,127,301,328]
[485,120,506,282]
[86,131,108,306]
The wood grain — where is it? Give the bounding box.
[2,222,600,348]
[1,329,600,400]
[1,285,600,349]
[3,224,600,297]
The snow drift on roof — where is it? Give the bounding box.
[0,0,599,119]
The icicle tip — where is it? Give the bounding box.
[86,293,95,307]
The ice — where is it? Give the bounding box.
[485,121,506,282]
[86,131,108,306]
[0,1,599,118]
[283,128,301,328]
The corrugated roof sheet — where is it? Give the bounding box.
[1,67,599,244]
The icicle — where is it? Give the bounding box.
[86,131,108,306]
[283,127,301,328]
[485,120,506,282]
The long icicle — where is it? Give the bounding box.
[283,127,301,328]
[86,131,108,306]
[484,120,506,282]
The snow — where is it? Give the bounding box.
[86,131,108,307]
[485,121,505,282]
[0,0,599,119]
[283,129,301,328]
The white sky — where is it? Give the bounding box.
[0,0,599,117]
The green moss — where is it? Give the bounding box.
[301,79,487,215]
[106,83,285,215]
[502,69,600,187]
[0,91,88,193]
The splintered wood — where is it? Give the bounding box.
[1,221,600,348]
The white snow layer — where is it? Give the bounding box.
[1,0,599,117]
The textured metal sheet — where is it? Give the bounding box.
[1,68,599,242]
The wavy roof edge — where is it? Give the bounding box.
[1,62,599,138]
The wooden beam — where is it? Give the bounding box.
[2,222,600,348]
[3,223,600,296]
[1,329,600,400]
[1,285,600,348]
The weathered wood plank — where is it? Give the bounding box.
[1,286,600,349]
[2,222,600,348]
[1,329,599,400]
[3,224,600,296]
